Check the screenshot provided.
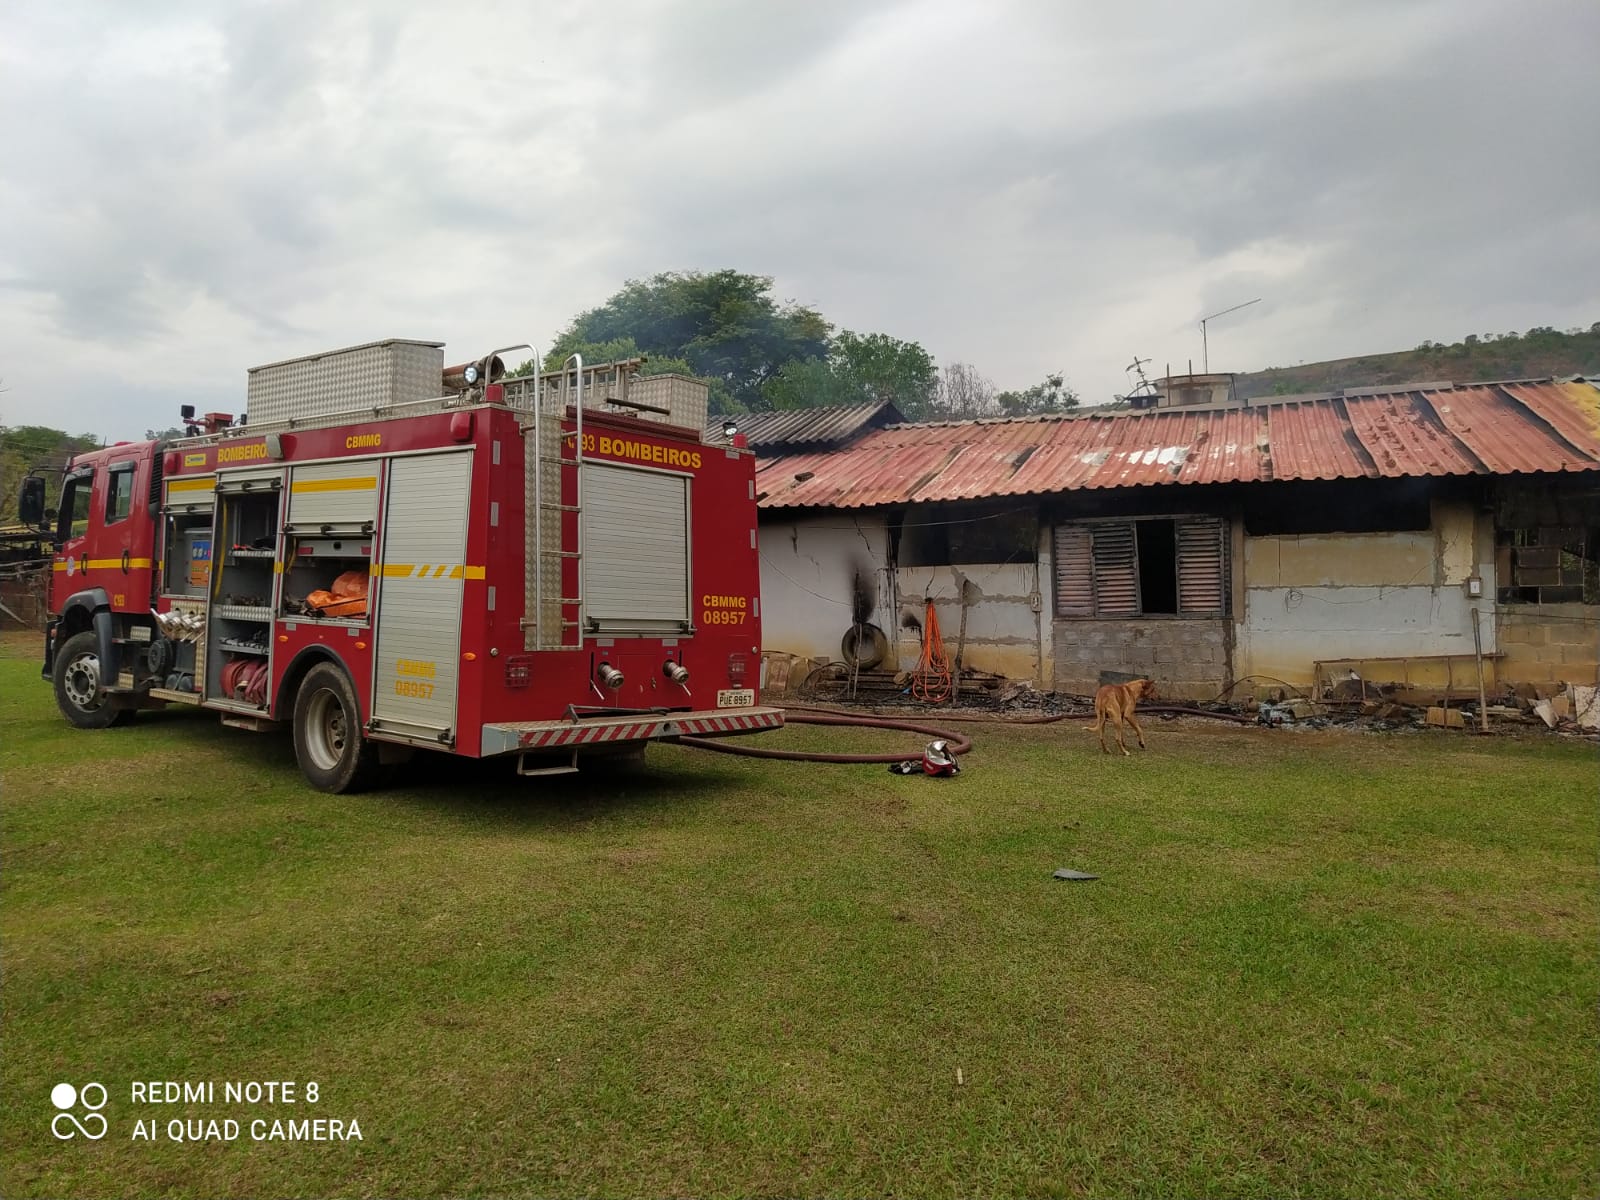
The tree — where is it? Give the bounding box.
[760,331,938,416]
[995,372,1078,417]
[930,362,998,420]
[760,356,864,411]
[511,336,738,414]
[0,425,100,525]
[833,331,938,417]
[549,271,829,412]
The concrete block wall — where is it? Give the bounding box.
[1053,618,1230,700]
[1497,604,1600,691]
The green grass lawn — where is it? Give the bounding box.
[2,633,1595,1198]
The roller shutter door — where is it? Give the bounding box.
[372,452,472,737]
[214,467,283,494]
[582,464,689,634]
[289,459,380,528]
[165,475,216,511]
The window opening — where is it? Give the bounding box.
[105,464,136,524]
[1136,520,1178,614]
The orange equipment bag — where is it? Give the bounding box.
[307,569,369,618]
[331,571,367,599]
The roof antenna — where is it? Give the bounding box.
[1125,355,1153,393]
[1199,298,1261,373]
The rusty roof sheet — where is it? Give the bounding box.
[1498,380,1600,464]
[1340,391,1483,476]
[708,401,904,454]
[756,378,1600,509]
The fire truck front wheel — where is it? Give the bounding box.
[293,662,379,793]
[52,630,131,729]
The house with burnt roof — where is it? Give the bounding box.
[747,378,1600,700]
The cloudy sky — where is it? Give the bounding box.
[2,0,1596,439]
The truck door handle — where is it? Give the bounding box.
[121,550,130,573]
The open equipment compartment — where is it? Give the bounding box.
[279,458,380,625]
[206,469,283,709]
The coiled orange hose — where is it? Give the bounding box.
[910,598,952,703]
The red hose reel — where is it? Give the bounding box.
[221,656,270,706]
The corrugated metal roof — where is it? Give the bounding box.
[756,378,1600,509]
[709,401,904,454]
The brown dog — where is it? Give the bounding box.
[1093,677,1157,756]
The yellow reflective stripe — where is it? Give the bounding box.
[55,557,155,570]
[290,477,377,493]
[166,477,215,494]
[74,557,154,570]
[377,563,485,580]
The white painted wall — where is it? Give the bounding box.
[757,514,893,662]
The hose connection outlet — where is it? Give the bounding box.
[596,663,625,691]
[663,661,690,686]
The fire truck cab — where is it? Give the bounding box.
[40,340,782,791]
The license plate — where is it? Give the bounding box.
[716,688,755,708]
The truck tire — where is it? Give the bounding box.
[292,662,379,794]
[52,630,131,729]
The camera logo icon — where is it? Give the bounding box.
[51,1082,107,1140]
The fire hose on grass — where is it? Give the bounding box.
[675,700,1253,765]
[677,710,973,763]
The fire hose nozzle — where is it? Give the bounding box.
[596,663,625,690]
[663,661,690,685]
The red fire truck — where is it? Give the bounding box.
[35,339,782,791]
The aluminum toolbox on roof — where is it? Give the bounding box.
[247,339,445,426]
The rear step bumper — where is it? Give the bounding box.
[480,706,783,756]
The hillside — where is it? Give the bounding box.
[1234,324,1600,398]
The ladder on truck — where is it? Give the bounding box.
[509,355,656,650]
[508,354,580,651]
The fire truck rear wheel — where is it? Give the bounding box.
[293,662,379,794]
[52,630,131,729]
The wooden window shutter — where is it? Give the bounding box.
[1176,516,1227,614]
[1091,523,1138,616]
[1053,525,1093,616]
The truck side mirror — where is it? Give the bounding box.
[18,476,45,526]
